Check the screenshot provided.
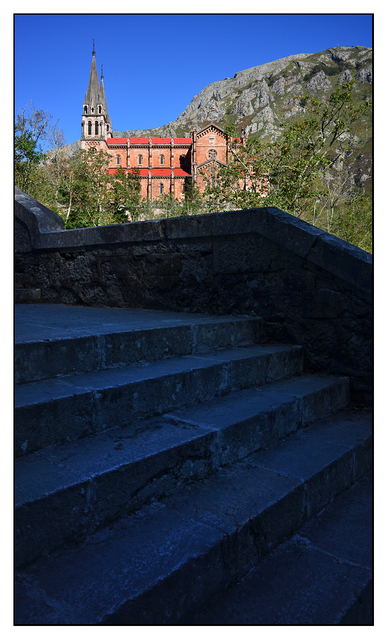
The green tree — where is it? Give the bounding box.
[63,148,112,228]
[266,81,371,216]
[108,167,141,222]
[202,82,371,218]
[15,103,65,194]
[61,150,142,228]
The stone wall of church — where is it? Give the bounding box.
[195,127,228,166]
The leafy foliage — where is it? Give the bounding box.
[15,103,58,192]
[196,83,372,252]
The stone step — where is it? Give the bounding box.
[15,373,350,569]
[15,305,262,384]
[15,343,303,457]
[14,409,372,625]
[185,470,373,625]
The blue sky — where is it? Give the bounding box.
[15,13,373,148]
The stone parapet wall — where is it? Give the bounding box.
[15,188,372,404]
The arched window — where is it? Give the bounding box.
[98,106,102,114]
[160,183,164,195]
[95,121,99,135]
[84,106,87,114]
[88,121,92,136]
[116,155,120,165]
[138,155,143,165]
[160,154,165,165]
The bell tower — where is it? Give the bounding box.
[81,41,112,146]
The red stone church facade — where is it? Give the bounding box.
[81,48,263,201]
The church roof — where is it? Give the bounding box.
[107,137,193,146]
[107,138,127,144]
[130,138,150,144]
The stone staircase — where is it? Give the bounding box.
[14,304,372,625]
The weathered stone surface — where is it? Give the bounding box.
[306,70,332,94]
[15,305,263,384]
[15,217,32,253]
[14,411,372,624]
[14,187,64,250]
[15,373,348,568]
[187,472,372,625]
[14,293,372,624]
[15,344,303,457]
[15,288,41,303]
[15,192,372,404]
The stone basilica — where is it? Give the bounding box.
[80,47,260,201]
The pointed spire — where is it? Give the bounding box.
[84,40,100,107]
[82,42,112,138]
[99,65,111,125]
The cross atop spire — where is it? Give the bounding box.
[92,38,95,56]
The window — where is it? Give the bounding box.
[160,183,164,195]
[116,155,120,165]
[160,155,165,165]
[98,106,102,114]
[208,149,217,160]
[84,106,87,114]
[138,155,143,165]
[95,121,99,135]
[88,121,92,135]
